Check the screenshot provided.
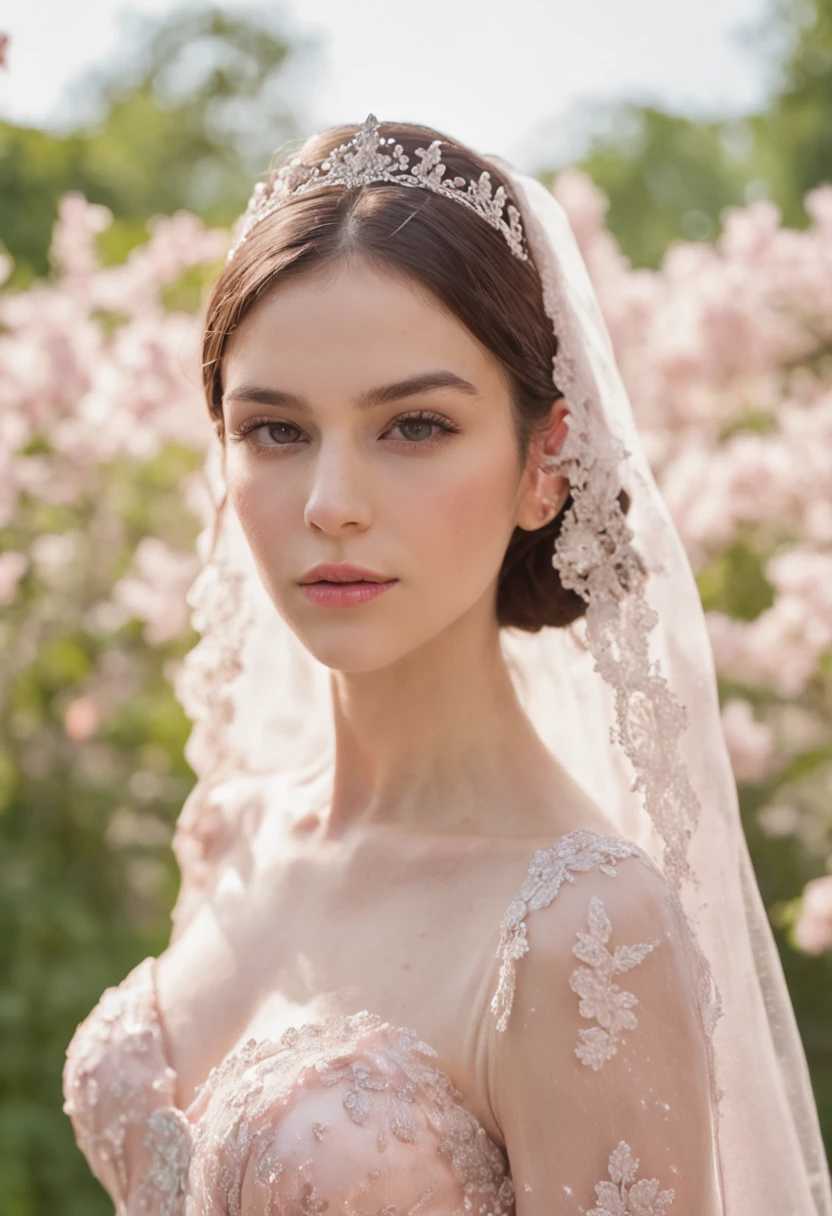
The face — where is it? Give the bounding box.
[220,258,565,673]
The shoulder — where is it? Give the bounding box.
[489,828,714,1071]
[63,956,157,1076]
[491,830,671,1031]
[490,829,714,1056]
[62,956,190,1207]
[522,832,676,966]
[486,833,723,1211]
[62,957,174,1158]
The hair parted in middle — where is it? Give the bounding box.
[203,118,630,633]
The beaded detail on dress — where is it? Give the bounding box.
[587,1140,675,1216]
[62,956,187,1215]
[184,1011,515,1216]
[490,829,645,1032]
[62,957,515,1216]
[62,828,707,1215]
[569,894,661,1071]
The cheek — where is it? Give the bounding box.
[226,460,294,558]
[394,444,520,582]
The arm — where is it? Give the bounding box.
[62,956,191,1215]
[491,855,723,1215]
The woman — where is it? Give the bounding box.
[61,116,832,1215]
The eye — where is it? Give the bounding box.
[232,420,305,448]
[384,410,458,445]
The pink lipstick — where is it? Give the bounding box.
[298,563,398,609]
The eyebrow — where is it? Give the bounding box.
[223,370,481,413]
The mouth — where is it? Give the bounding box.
[299,581,397,608]
[299,564,396,586]
[298,568,399,608]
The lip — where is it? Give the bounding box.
[298,562,398,609]
[298,563,393,585]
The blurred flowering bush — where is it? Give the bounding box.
[554,169,832,961]
[2,180,832,1207]
[0,196,225,1212]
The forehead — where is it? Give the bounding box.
[222,259,508,398]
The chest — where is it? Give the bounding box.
[156,829,529,1148]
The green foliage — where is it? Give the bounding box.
[747,0,832,226]
[697,537,776,621]
[0,5,312,285]
[0,450,203,1211]
[0,122,90,288]
[533,0,832,267]
[557,105,751,268]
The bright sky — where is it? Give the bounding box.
[2,0,775,170]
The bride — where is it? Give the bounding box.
[62,116,832,1215]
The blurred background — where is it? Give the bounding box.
[1,0,831,1210]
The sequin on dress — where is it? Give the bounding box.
[63,830,723,1214]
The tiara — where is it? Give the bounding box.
[228,113,529,263]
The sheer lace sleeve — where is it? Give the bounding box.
[61,957,191,1216]
[490,839,724,1215]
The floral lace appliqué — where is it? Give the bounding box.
[187,1011,515,1215]
[491,830,642,1032]
[64,959,516,1216]
[62,956,189,1215]
[569,895,660,1071]
[588,1140,675,1216]
[137,1107,192,1216]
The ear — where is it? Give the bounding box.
[515,401,571,532]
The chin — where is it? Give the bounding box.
[278,597,457,675]
[289,623,420,674]
[268,579,494,675]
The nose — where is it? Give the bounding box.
[303,436,373,535]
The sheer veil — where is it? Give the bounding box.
[168,135,832,1214]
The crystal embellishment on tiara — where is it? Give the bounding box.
[228,113,529,264]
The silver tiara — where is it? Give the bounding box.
[228,113,529,263]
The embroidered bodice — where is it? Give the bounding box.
[62,829,724,1215]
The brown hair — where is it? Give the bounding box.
[203,120,624,631]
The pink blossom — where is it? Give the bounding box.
[114,537,199,644]
[720,700,778,783]
[0,551,28,604]
[30,532,81,585]
[794,876,832,955]
[721,698,776,783]
[64,696,100,742]
[5,180,832,881]
[706,548,832,698]
[804,185,832,234]
[52,194,114,290]
[757,804,801,839]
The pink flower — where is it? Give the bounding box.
[114,537,199,644]
[64,696,100,742]
[0,551,28,604]
[721,699,776,783]
[794,876,832,955]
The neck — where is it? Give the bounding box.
[312,598,569,842]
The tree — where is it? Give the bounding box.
[747,0,832,226]
[532,0,832,268]
[547,103,752,268]
[0,6,314,284]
